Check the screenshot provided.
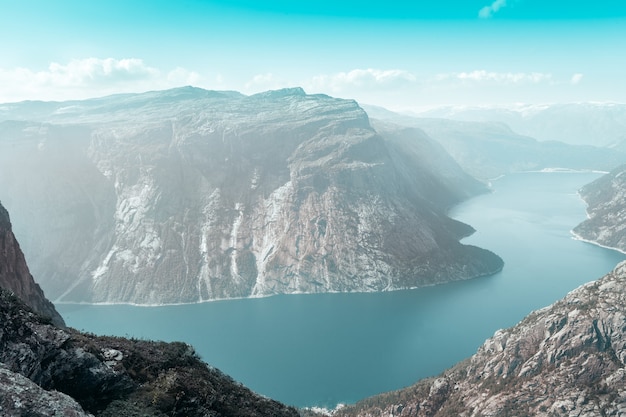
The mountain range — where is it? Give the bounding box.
[364,104,626,180]
[412,102,626,148]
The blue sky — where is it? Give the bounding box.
[2,0,626,109]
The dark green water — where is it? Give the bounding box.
[57,171,626,408]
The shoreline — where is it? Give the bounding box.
[570,230,626,256]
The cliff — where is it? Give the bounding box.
[0,200,300,416]
[0,87,502,304]
[573,164,626,252]
[335,262,626,417]
[0,202,64,326]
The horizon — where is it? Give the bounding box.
[2,0,626,111]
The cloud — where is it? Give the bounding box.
[479,0,509,18]
[167,67,202,85]
[571,73,584,85]
[308,69,417,92]
[438,70,552,84]
[0,58,205,102]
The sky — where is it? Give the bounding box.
[1,0,626,110]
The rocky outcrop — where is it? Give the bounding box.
[0,202,64,326]
[0,87,502,304]
[0,363,91,417]
[0,288,300,417]
[335,262,626,417]
[573,165,626,252]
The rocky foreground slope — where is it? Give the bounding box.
[573,165,626,252]
[0,87,502,304]
[334,262,626,417]
[0,201,299,416]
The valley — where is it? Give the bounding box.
[57,171,625,408]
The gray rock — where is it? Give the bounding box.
[0,87,502,304]
[0,363,92,417]
[573,164,626,252]
[0,202,65,326]
[335,262,626,417]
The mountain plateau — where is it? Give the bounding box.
[0,87,502,304]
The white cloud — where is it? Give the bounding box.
[479,0,509,18]
[0,58,206,102]
[245,73,281,91]
[438,70,552,84]
[307,69,417,92]
[167,67,202,85]
[571,73,584,85]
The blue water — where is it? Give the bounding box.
[57,171,625,408]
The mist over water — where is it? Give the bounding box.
[57,171,625,408]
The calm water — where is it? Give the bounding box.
[57,172,625,408]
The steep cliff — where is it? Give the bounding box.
[573,165,626,252]
[0,202,64,326]
[335,262,626,417]
[0,87,502,304]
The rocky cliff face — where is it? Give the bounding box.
[0,202,64,326]
[335,262,626,417]
[0,87,502,304]
[573,165,626,252]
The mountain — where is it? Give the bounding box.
[573,164,626,252]
[0,87,502,304]
[0,202,64,326]
[364,105,626,180]
[334,261,626,417]
[0,201,300,417]
[413,102,626,147]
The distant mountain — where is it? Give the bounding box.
[0,202,300,417]
[573,165,626,252]
[0,202,64,326]
[364,105,626,179]
[335,261,626,417]
[0,87,502,304]
[412,102,626,147]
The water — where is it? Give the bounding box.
[57,171,626,408]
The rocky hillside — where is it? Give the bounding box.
[335,261,626,417]
[0,87,502,304]
[573,165,626,252]
[365,105,625,180]
[0,277,301,417]
[0,202,64,326]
